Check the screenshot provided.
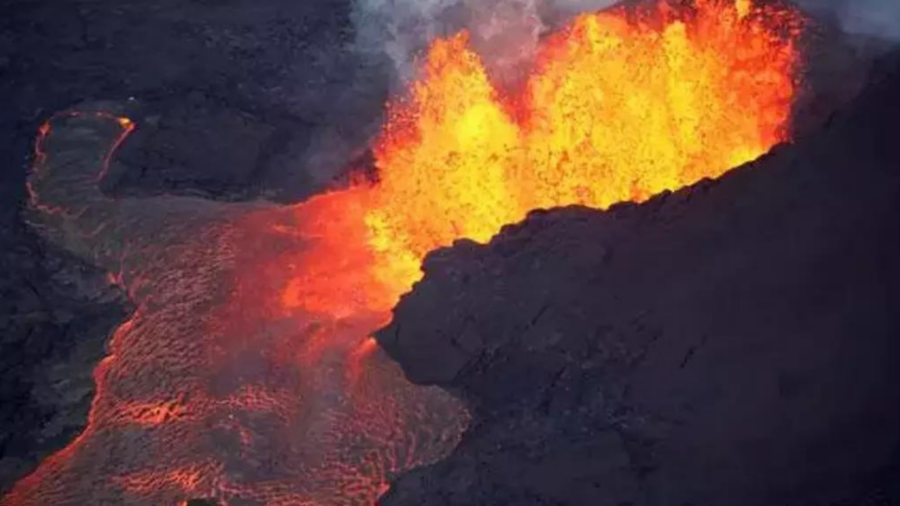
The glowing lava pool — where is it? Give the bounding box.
[4,1,803,504]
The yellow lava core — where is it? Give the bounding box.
[285,0,802,315]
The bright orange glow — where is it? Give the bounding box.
[520,0,800,209]
[115,399,188,427]
[287,0,803,314]
[365,32,523,297]
[7,1,803,505]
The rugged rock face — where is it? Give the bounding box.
[378,53,900,506]
[0,226,129,491]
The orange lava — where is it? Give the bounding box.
[5,1,802,505]
[291,0,803,313]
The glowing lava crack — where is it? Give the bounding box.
[5,1,802,505]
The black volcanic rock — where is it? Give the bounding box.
[377,53,900,506]
[109,94,282,201]
[185,499,219,506]
[0,224,129,493]
[0,0,389,209]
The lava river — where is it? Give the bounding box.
[4,1,803,505]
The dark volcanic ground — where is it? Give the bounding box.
[377,52,900,506]
[1,0,899,502]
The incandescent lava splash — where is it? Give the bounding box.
[290,0,803,313]
[5,1,803,505]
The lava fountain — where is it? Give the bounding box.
[4,1,802,505]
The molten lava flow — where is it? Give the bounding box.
[7,114,467,506]
[6,1,802,505]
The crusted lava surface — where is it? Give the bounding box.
[0,0,386,496]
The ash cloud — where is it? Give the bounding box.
[351,0,618,84]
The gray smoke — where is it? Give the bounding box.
[796,0,900,41]
[351,0,618,84]
[352,0,900,87]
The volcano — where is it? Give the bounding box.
[0,0,898,505]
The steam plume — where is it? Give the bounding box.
[352,0,900,86]
[796,0,900,41]
[351,0,618,83]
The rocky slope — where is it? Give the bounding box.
[378,52,900,506]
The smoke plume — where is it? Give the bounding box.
[352,0,900,86]
[796,0,900,41]
[351,0,618,84]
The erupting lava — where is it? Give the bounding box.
[6,1,802,505]
[289,0,803,313]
